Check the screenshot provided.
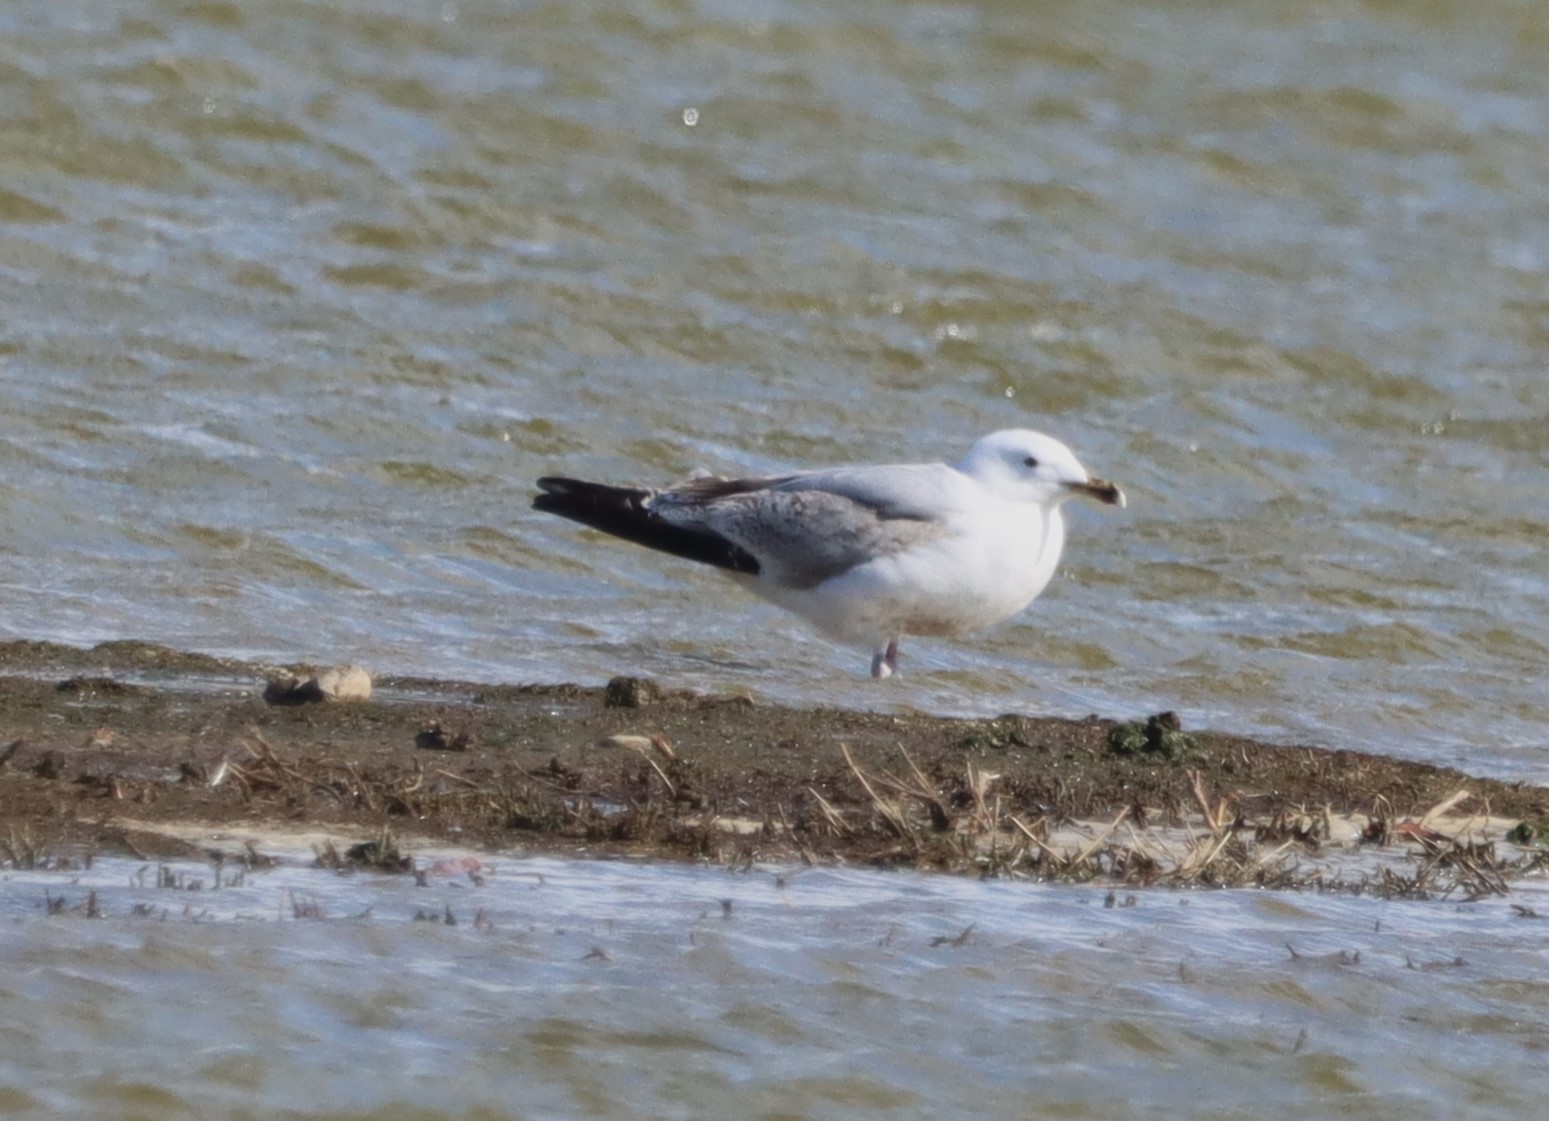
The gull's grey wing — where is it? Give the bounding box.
[651,464,963,589]
[767,463,971,521]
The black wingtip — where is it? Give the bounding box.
[534,476,580,497]
[531,477,761,576]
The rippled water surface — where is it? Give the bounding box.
[3,0,1549,1114]
[2,0,1547,773]
[5,854,1549,1121]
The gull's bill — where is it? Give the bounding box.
[1069,477,1125,507]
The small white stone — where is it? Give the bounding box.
[316,665,372,702]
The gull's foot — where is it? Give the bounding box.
[871,639,901,679]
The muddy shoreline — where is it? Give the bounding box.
[0,639,1544,897]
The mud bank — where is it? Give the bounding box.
[0,640,1544,897]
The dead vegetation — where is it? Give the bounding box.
[0,643,1545,899]
[177,728,1536,900]
[6,740,1542,898]
[824,746,1540,899]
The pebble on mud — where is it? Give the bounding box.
[415,721,471,751]
[263,665,373,705]
[604,675,661,708]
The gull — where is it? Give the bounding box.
[533,429,1125,678]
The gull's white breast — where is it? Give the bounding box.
[752,496,1067,646]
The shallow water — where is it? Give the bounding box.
[5,853,1549,1120]
[3,1,1549,1114]
[1,0,1547,777]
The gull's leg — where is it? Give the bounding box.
[870,638,901,679]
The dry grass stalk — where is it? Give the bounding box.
[964,761,1000,834]
[1419,789,1471,829]
[806,786,852,837]
[840,743,913,841]
[1188,769,1233,835]
[1069,807,1133,868]
[637,749,676,796]
[1,825,43,869]
[1008,815,1067,865]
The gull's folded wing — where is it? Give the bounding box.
[534,478,761,575]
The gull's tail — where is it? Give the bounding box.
[533,478,761,575]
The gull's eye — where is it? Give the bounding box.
[1023,455,1039,469]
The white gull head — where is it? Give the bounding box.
[953,429,1127,509]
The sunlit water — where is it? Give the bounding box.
[2,0,1546,777]
[2,0,1549,1114]
[4,853,1549,1120]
